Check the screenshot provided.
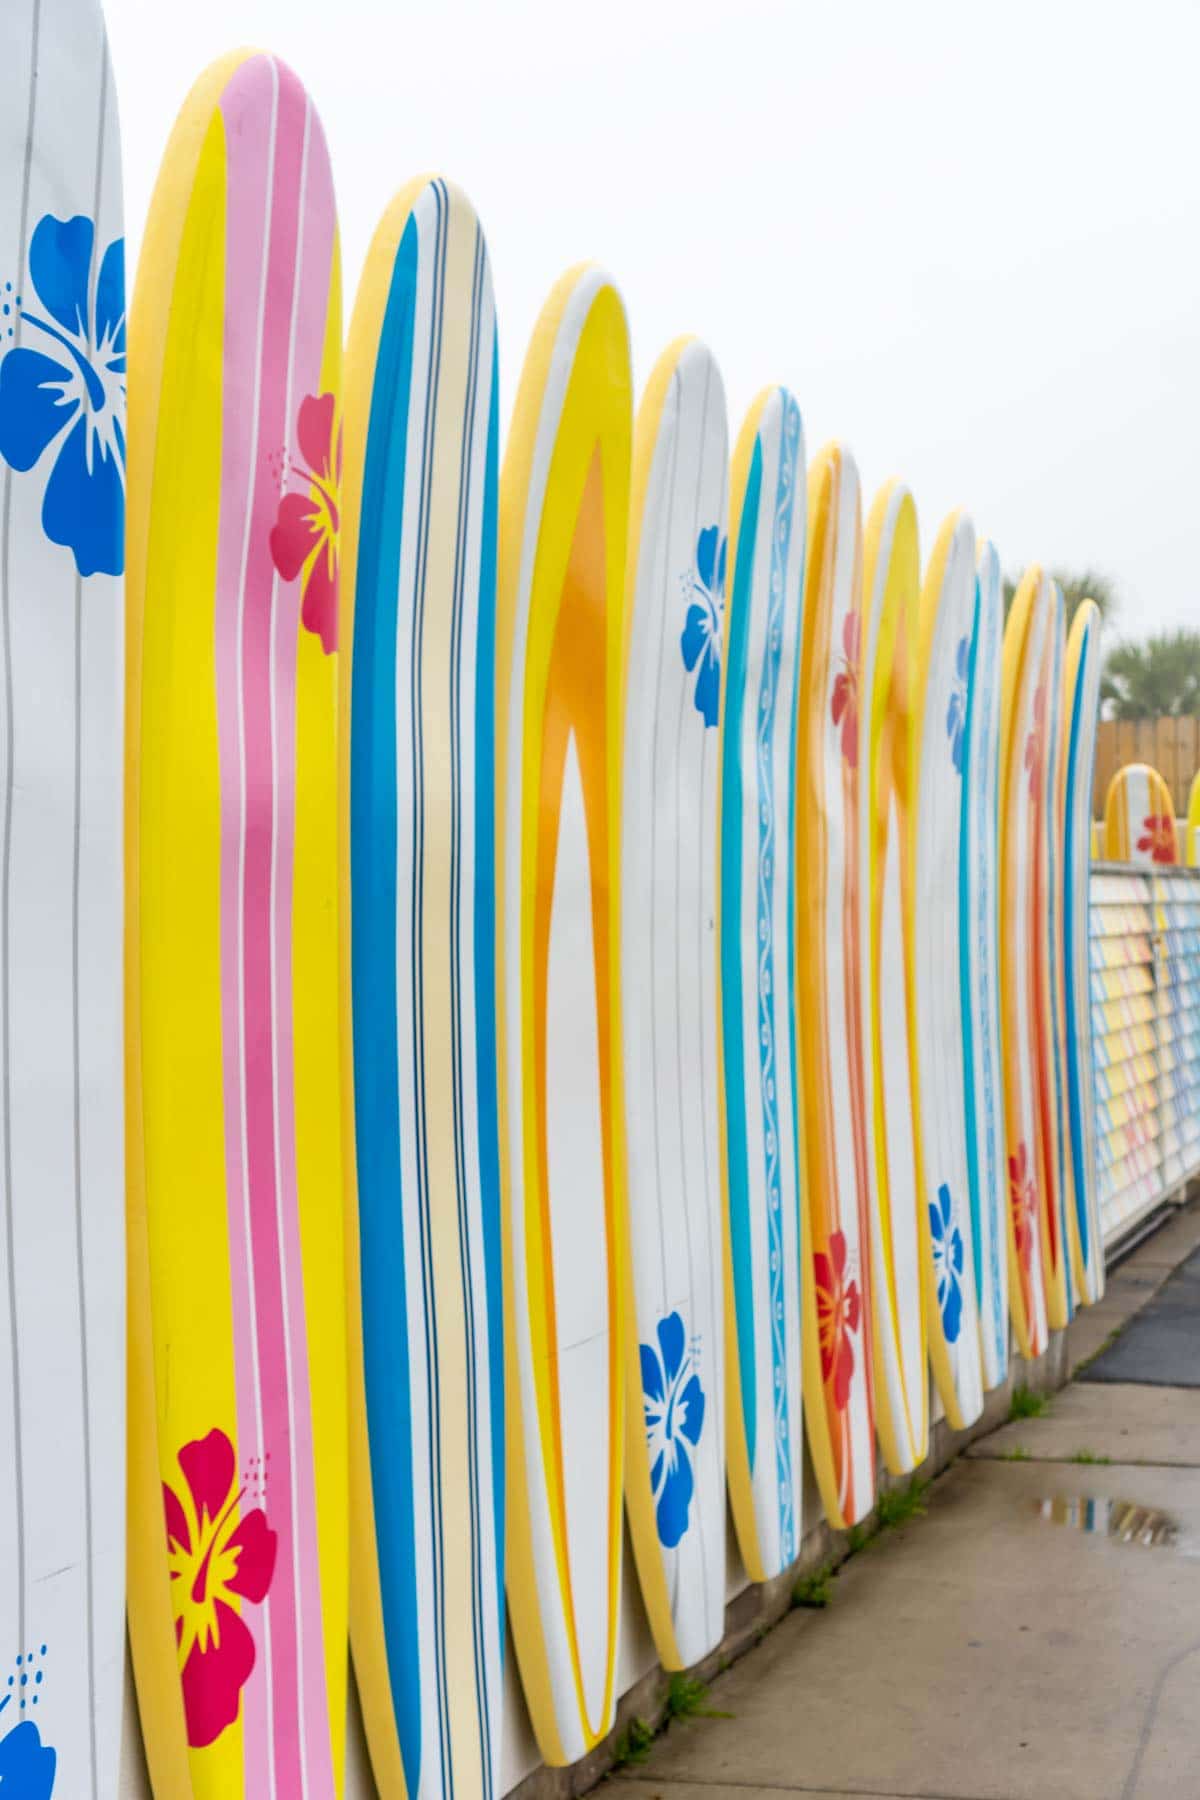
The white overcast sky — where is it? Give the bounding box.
[104,0,1198,635]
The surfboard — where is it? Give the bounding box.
[962,541,1009,1391]
[795,444,875,1528]
[620,337,727,1670]
[910,513,983,1428]
[1031,584,1072,1329]
[859,481,927,1474]
[495,265,630,1766]
[340,179,504,1798]
[1104,762,1178,865]
[999,569,1051,1359]
[718,387,806,1580]
[1062,600,1105,1307]
[125,52,346,1797]
[0,4,124,1793]
[1188,771,1200,867]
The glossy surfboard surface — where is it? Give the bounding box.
[795,443,875,1528]
[341,177,504,1797]
[719,387,806,1579]
[1062,601,1105,1306]
[962,541,1009,1389]
[0,2,124,1792]
[860,481,927,1474]
[126,51,346,1797]
[1104,762,1177,866]
[999,569,1051,1360]
[621,337,727,1670]
[911,513,983,1428]
[495,265,631,1765]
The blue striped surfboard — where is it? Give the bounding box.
[341,176,504,1800]
[719,387,807,1582]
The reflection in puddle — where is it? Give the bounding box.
[1034,1495,1178,1548]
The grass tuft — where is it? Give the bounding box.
[999,1445,1031,1461]
[876,1477,928,1530]
[664,1673,731,1721]
[612,1716,654,1767]
[1008,1384,1049,1421]
[1068,1448,1111,1465]
[793,1565,834,1609]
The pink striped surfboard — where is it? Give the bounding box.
[125,52,347,1798]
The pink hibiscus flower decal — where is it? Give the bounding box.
[269,391,341,654]
[1009,1143,1037,1274]
[830,610,860,768]
[1136,814,1177,865]
[814,1228,861,1412]
[163,1427,277,1749]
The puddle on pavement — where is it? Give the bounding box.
[1033,1494,1179,1548]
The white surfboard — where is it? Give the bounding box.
[962,541,1009,1389]
[621,338,728,1671]
[0,2,124,1793]
[912,513,983,1430]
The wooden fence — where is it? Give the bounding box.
[1093,716,1200,817]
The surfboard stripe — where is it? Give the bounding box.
[720,389,806,1582]
[1036,586,1073,1326]
[1063,601,1104,1305]
[345,175,502,1798]
[0,3,125,1792]
[961,542,1009,1388]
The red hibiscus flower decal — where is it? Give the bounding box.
[1024,681,1045,800]
[814,1228,861,1411]
[1008,1143,1038,1273]
[163,1427,277,1749]
[830,610,860,768]
[269,391,341,654]
[1136,814,1177,865]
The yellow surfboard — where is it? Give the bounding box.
[1187,770,1200,866]
[126,52,346,1796]
[796,444,876,1529]
[495,265,631,1765]
[1104,762,1178,865]
[998,570,1051,1359]
[859,481,928,1475]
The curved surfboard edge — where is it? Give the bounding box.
[126,49,347,1795]
[1037,584,1072,1330]
[340,176,504,1796]
[910,510,985,1431]
[998,569,1050,1360]
[1103,761,1177,865]
[496,265,632,1764]
[1187,771,1200,867]
[966,540,1010,1390]
[796,440,877,1530]
[718,384,775,1585]
[1062,601,1105,1307]
[859,479,929,1476]
[620,334,728,1671]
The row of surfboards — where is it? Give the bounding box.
[0,12,1113,1799]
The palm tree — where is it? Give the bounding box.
[1101,631,1200,720]
[1002,567,1118,626]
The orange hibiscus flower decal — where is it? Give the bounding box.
[830,610,860,768]
[269,390,341,654]
[1008,1143,1037,1273]
[163,1427,277,1749]
[814,1228,861,1411]
[1136,814,1177,864]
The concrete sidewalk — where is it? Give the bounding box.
[611,1203,1200,1800]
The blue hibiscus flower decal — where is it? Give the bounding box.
[929,1181,965,1344]
[0,214,126,578]
[0,1717,56,1798]
[945,633,969,774]
[680,524,725,728]
[640,1311,705,1548]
